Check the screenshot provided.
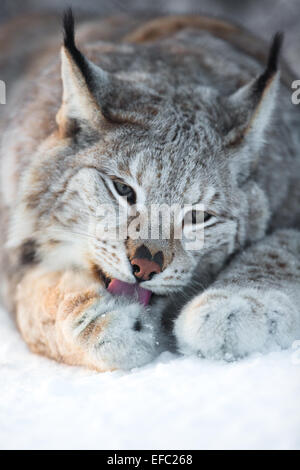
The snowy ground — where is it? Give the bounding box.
[0,306,300,450]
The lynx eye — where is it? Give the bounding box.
[192,210,212,224]
[184,210,212,226]
[113,181,136,204]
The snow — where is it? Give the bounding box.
[0,306,300,450]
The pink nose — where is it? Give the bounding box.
[131,257,162,281]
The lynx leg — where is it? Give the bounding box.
[174,229,300,360]
[16,268,160,371]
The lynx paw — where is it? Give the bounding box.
[174,288,299,360]
[58,294,160,371]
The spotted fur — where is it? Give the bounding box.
[0,11,299,369]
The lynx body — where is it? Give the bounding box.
[0,12,299,370]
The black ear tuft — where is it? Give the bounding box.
[254,32,284,94]
[63,7,76,51]
[267,31,284,75]
[62,8,93,88]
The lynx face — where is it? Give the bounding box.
[8,14,281,296]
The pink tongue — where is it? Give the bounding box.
[107,279,152,306]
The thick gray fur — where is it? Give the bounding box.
[0,12,299,369]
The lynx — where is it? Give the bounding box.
[0,10,299,371]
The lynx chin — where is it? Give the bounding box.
[0,10,299,371]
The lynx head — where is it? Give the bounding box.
[10,10,283,296]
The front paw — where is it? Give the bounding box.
[174,288,298,360]
[59,294,161,371]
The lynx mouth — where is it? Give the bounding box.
[94,266,152,306]
[108,279,152,306]
[96,268,111,289]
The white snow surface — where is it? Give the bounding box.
[0,306,299,450]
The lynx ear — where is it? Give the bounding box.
[57,9,162,136]
[56,9,110,136]
[225,32,283,152]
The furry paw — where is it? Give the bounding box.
[59,294,161,371]
[174,287,299,360]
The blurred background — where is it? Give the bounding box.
[0,0,299,74]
